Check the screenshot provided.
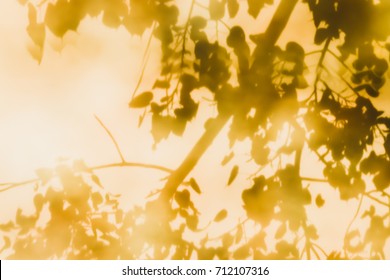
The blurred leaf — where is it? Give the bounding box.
[190,16,207,29]
[91,174,103,189]
[153,80,170,89]
[221,152,234,166]
[91,192,103,209]
[186,214,199,231]
[33,193,45,214]
[306,225,319,240]
[247,0,268,18]
[362,205,376,219]
[175,189,191,208]
[315,194,325,208]
[45,0,82,37]
[227,165,239,186]
[314,28,329,45]
[26,4,45,63]
[214,209,228,222]
[129,91,153,108]
[209,0,226,20]
[0,221,14,232]
[189,178,202,194]
[227,0,239,18]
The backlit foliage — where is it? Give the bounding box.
[2,0,390,259]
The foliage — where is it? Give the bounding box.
[2,0,390,259]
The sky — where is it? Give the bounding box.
[0,0,388,258]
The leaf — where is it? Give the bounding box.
[0,221,14,232]
[227,0,239,18]
[92,174,103,188]
[26,4,45,63]
[365,85,379,97]
[33,193,45,214]
[189,178,202,194]
[175,189,191,208]
[247,0,265,18]
[129,91,153,108]
[306,225,319,240]
[214,209,228,222]
[314,28,329,45]
[27,43,44,64]
[221,152,234,166]
[186,214,199,231]
[190,16,207,29]
[91,192,103,209]
[45,0,82,38]
[227,165,239,186]
[209,0,226,20]
[153,80,170,89]
[315,194,325,208]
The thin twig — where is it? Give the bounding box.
[343,194,364,258]
[311,243,328,258]
[0,179,38,193]
[0,161,173,193]
[313,38,331,102]
[181,0,196,68]
[92,162,172,173]
[94,115,126,163]
[301,177,328,183]
[131,23,156,99]
[364,193,390,207]
[310,245,321,260]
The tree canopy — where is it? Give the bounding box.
[1,0,390,259]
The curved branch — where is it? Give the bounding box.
[92,162,173,173]
[95,115,126,163]
[0,161,172,193]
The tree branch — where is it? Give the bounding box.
[159,0,300,201]
[0,161,172,193]
[95,115,126,163]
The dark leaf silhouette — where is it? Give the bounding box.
[227,165,239,186]
[315,194,325,208]
[189,178,202,194]
[221,152,234,166]
[227,0,239,18]
[129,92,154,108]
[214,209,228,222]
